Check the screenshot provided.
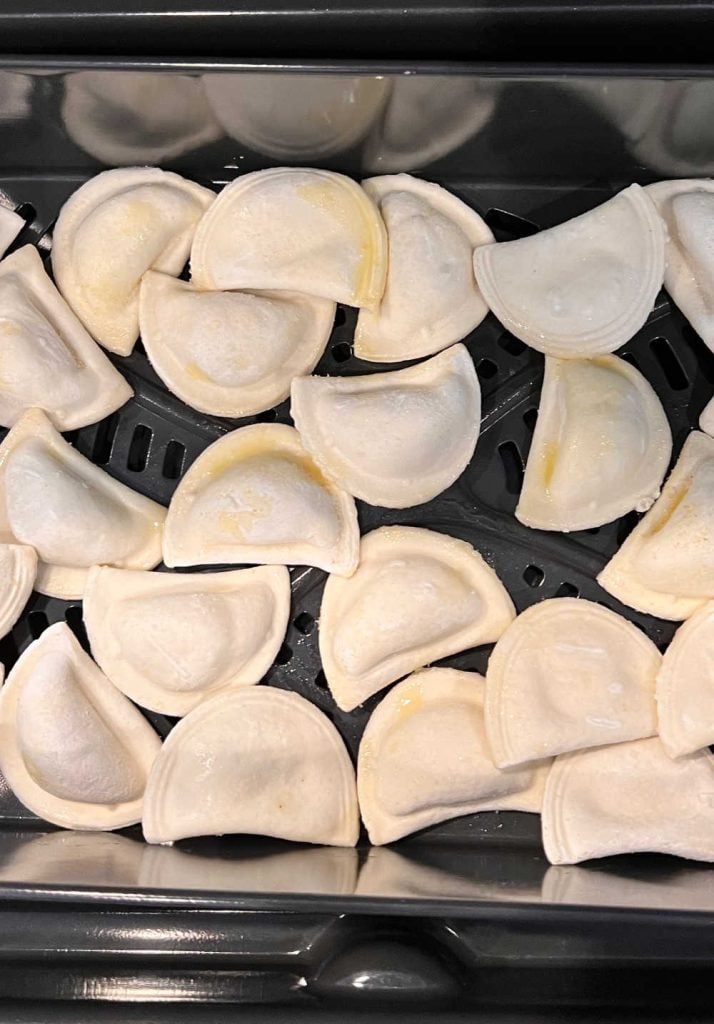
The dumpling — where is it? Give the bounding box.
[598,431,714,620]
[139,271,335,417]
[0,408,166,600]
[52,167,215,355]
[320,525,515,712]
[62,71,221,165]
[163,423,358,575]
[0,544,36,641]
[517,355,672,531]
[83,564,290,716]
[0,622,161,830]
[202,73,388,160]
[486,598,659,769]
[0,205,23,258]
[354,175,492,362]
[473,185,665,357]
[291,344,480,508]
[142,687,359,847]
[0,245,132,429]
[358,667,549,845]
[542,737,714,864]
[190,167,387,309]
[647,180,714,353]
[656,602,714,758]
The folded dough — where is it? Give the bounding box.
[647,179,714,353]
[0,205,23,258]
[542,737,714,864]
[598,431,714,620]
[354,175,492,362]
[0,408,166,600]
[358,667,549,844]
[52,167,214,355]
[0,543,36,641]
[474,185,665,357]
[163,422,359,576]
[83,564,291,716]
[190,167,387,309]
[143,687,359,847]
[517,354,672,531]
[139,271,334,417]
[320,525,515,712]
[0,622,161,830]
[486,598,660,768]
[0,245,132,429]
[291,344,480,508]
[656,601,714,758]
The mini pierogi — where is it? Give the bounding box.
[83,564,291,716]
[358,667,549,844]
[139,270,335,417]
[354,174,492,362]
[291,344,480,508]
[0,408,165,599]
[486,598,660,768]
[474,185,665,357]
[142,687,359,847]
[163,423,359,575]
[52,167,214,355]
[517,354,671,531]
[0,245,132,429]
[190,167,387,308]
[656,601,714,758]
[319,525,515,711]
[0,622,161,831]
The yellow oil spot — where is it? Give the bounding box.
[541,441,559,491]
[648,479,691,535]
[186,361,212,383]
[394,686,424,722]
[0,320,20,336]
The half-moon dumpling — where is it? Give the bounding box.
[517,355,672,531]
[202,73,388,160]
[0,245,132,429]
[190,167,387,309]
[0,205,23,258]
[163,423,358,575]
[473,185,665,357]
[647,179,714,353]
[656,602,714,758]
[320,525,515,712]
[52,167,215,355]
[0,408,166,600]
[542,737,714,864]
[598,431,714,620]
[0,622,161,830]
[486,598,660,769]
[62,71,221,166]
[83,564,291,716]
[358,667,549,845]
[142,687,359,847]
[354,175,493,362]
[291,344,480,508]
[139,271,335,417]
[0,543,36,641]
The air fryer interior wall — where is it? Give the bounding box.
[0,64,712,916]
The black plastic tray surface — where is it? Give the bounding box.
[0,67,711,922]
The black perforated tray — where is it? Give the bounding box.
[0,173,709,844]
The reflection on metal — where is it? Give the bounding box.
[0,829,144,887]
[62,71,221,165]
[364,76,498,173]
[0,71,32,125]
[203,73,389,161]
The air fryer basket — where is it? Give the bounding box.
[0,63,711,923]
